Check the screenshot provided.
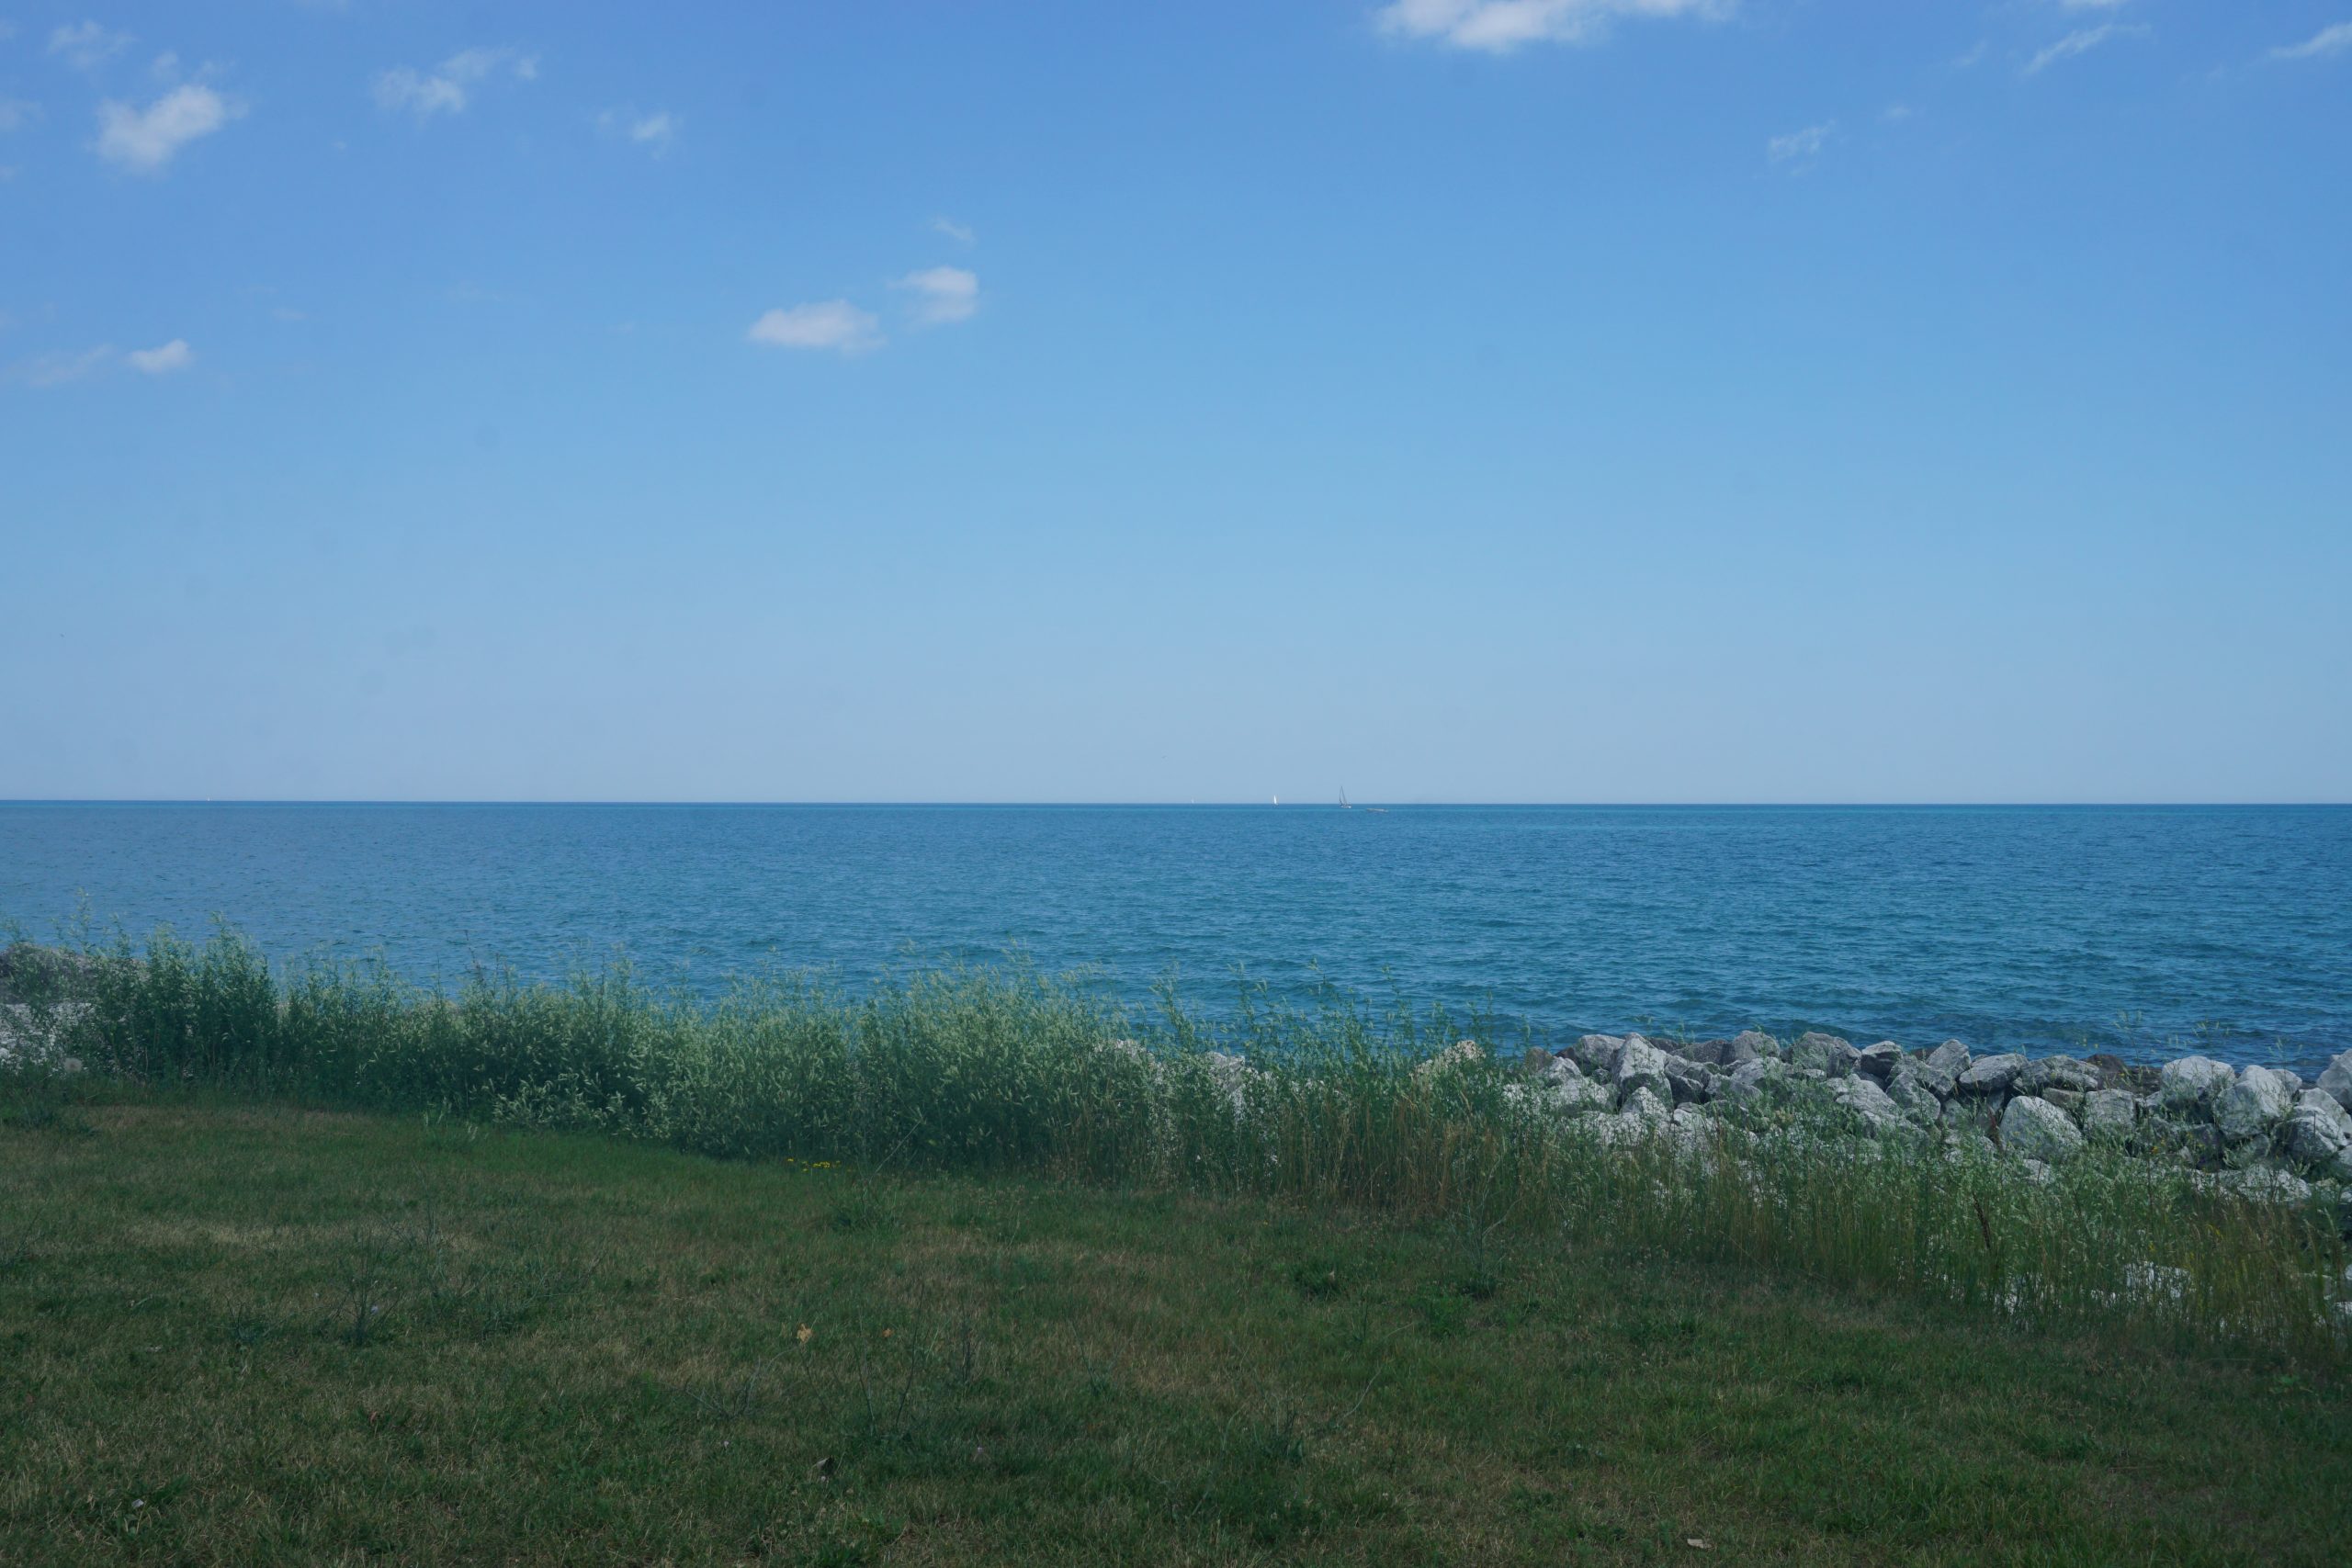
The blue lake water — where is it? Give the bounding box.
[2,804,2346,1071]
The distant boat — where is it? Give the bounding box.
[1271,794,1279,806]
[1340,787,1351,811]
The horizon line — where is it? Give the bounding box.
[4,799,2348,810]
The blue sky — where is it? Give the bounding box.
[3,1,2347,804]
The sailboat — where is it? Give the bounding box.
[1340,787,1351,811]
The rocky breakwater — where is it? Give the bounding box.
[1496,1028,2352,1228]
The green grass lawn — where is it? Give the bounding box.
[4,1095,2348,1565]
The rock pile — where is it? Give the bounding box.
[1483,1030,2352,1215]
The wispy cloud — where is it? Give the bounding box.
[374,46,538,120]
[599,107,677,153]
[48,20,133,72]
[893,266,979,327]
[1766,121,1834,168]
[2023,23,2145,76]
[126,338,193,374]
[95,84,243,173]
[6,344,115,387]
[747,301,883,355]
[1374,0,1731,54]
[932,216,976,245]
[0,98,40,132]
[2270,22,2352,62]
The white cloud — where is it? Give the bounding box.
[1375,0,1731,53]
[0,98,40,132]
[1881,102,1913,123]
[2270,22,2352,62]
[1766,121,1834,167]
[932,216,976,245]
[6,344,114,387]
[374,46,538,119]
[126,338,192,374]
[747,300,882,355]
[599,107,677,152]
[49,20,132,71]
[893,265,979,326]
[2023,24,2145,75]
[95,84,242,173]
[2059,0,2132,8]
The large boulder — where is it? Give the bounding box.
[2018,1056,2102,1095]
[1569,1034,1628,1078]
[1957,1054,2028,1096]
[1416,1040,1485,1078]
[2277,1102,2351,1167]
[1927,1040,1972,1081]
[1829,1075,1906,1136]
[1885,1060,1946,1126]
[2214,1065,2296,1144]
[1719,1056,1785,1104]
[1726,1030,1776,1066]
[1615,1036,1674,1108]
[2000,1095,2086,1163]
[2083,1089,2138,1143]
[1855,1042,1904,1081]
[1661,1054,1713,1105]
[1790,1032,1859,1077]
[2158,1055,2236,1117]
[1537,1056,1615,1113]
[2318,1050,2352,1115]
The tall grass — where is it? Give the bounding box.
[13,925,2349,1366]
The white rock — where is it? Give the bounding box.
[1790,1032,1858,1077]
[2158,1055,2236,1116]
[1927,1040,1972,1080]
[1615,1035,1674,1108]
[1958,1054,2027,1095]
[1416,1040,1485,1078]
[2214,1065,2295,1142]
[2083,1089,2137,1142]
[1999,1095,2086,1163]
[2318,1050,2352,1115]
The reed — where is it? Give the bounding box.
[15,924,2348,1366]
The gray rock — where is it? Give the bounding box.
[1615,1036,1674,1108]
[1958,1054,2028,1096]
[1661,1054,1712,1105]
[2277,1106,2351,1167]
[1727,1030,1776,1066]
[1885,1061,1945,1126]
[1720,1057,1788,1104]
[1830,1074,1905,1134]
[2000,1094,2086,1163]
[1856,1042,1904,1081]
[2214,1065,2295,1143]
[1620,1085,1670,1123]
[2220,1167,2312,1205]
[1570,1034,1627,1078]
[1416,1040,1485,1077]
[2083,1089,2138,1142]
[2018,1056,2102,1095]
[1790,1032,1859,1077]
[2318,1050,2352,1115]
[2041,1088,2086,1116]
[2158,1055,2236,1117]
[1927,1040,1973,1080]
[2295,1089,2352,1137]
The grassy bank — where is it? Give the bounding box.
[5,1093,2350,1564]
[5,928,2349,1367]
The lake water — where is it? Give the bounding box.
[2,804,2346,1071]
